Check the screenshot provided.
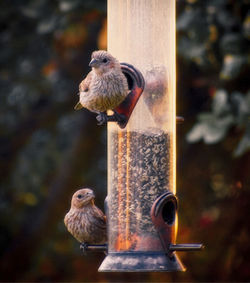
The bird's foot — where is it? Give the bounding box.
[96,111,127,126]
[80,242,88,255]
[96,112,108,125]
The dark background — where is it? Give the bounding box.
[0,0,249,281]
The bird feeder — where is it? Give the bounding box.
[97,0,203,272]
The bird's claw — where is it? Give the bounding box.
[80,243,88,255]
[96,113,108,125]
[96,111,127,126]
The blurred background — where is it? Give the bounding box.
[0,0,249,281]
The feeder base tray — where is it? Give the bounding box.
[98,251,185,272]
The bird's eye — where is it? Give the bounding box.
[77,194,83,199]
[102,58,108,63]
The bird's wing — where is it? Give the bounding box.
[91,206,106,230]
[64,212,69,226]
[79,71,93,92]
[74,71,94,110]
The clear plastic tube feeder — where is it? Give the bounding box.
[99,0,203,272]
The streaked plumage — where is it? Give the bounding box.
[75,50,129,113]
[64,188,106,244]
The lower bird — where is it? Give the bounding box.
[74,50,129,124]
[64,188,107,251]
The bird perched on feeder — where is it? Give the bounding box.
[64,188,107,251]
[74,50,129,125]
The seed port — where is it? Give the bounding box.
[122,71,134,90]
[151,191,178,221]
[120,62,144,91]
[113,63,145,129]
[162,199,176,226]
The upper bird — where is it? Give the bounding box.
[64,188,107,248]
[74,50,129,125]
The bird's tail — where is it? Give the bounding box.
[74,102,83,110]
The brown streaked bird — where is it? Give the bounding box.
[64,188,107,246]
[74,50,129,124]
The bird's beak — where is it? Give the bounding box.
[89,58,99,67]
[88,191,95,199]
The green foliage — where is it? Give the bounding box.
[187,89,250,156]
[177,0,250,156]
[0,0,107,281]
[176,2,250,281]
